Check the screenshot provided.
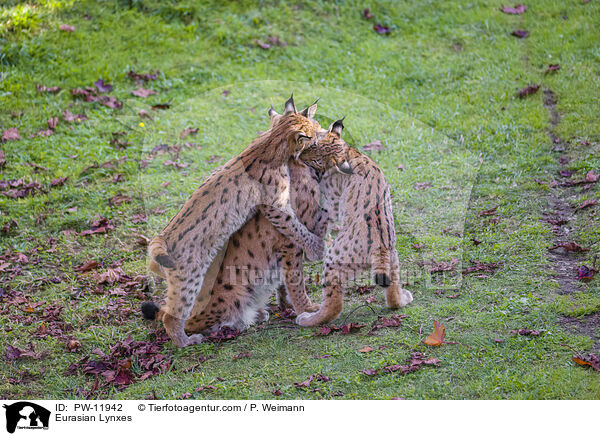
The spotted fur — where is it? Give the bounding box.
[296,131,413,326]
[147,96,329,347]
[144,114,353,334]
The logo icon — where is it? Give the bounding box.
[2,402,50,434]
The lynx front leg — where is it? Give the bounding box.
[260,205,324,262]
[280,248,320,314]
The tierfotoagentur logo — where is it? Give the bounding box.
[2,402,50,434]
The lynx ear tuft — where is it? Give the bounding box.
[300,98,319,119]
[283,93,296,115]
[268,101,279,119]
[330,117,345,135]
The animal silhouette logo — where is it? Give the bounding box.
[2,402,50,434]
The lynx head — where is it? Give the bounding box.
[267,94,320,161]
[299,118,353,175]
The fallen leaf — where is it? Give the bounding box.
[36,84,61,94]
[575,199,597,211]
[359,346,374,353]
[205,326,240,343]
[108,194,132,207]
[423,320,446,346]
[573,354,600,372]
[511,30,529,38]
[151,103,171,110]
[546,64,560,74]
[98,95,122,109]
[132,88,157,98]
[340,322,366,335]
[272,389,282,396]
[362,140,384,152]
[253,39,271,49]
[517,84,540,98]
[127,70,159,83]
[2,128,21,142]
[232,351,252,360]
[463,260,502,274]
[62,110,87,123]
[66,339,82,352]
[180,127,199,139]
[5,343,49,361]
[585,170,599,183]
[78,216,114,236]
[94,79,113,93]
[74,260,100,273]
[577,265,596,281]
[501,4,528,14]
[559,169,573,178]
[430,257,459,273]
[478,207,497,217]
[195,385,217,392]
[373,24,391,34]
[548,242,589,252]
[362,8,374,19]
[267,35,287,47]
[50,176,67,187]
[59,24,75,32]
[511,329,541,336]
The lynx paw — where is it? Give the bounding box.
[184,333,205,346]
[296,311,318,327]
[305,238,324,262]
[399,289,413,307]
[256,308,270,324]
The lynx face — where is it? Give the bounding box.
[300,124,353,175]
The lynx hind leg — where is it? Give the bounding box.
[281,248,320,314]
[296,262,348,327]
[385,250,413,309]
[163,312,204,346]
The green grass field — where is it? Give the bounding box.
[1,0,599,399]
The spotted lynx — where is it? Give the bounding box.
[143,106,352,334]
[295,137,413,326]
[147,96,331,347]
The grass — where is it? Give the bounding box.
[1,0,599,399]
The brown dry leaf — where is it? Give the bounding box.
[2,128,21,142]
[478,207,497,217]
[74,260,100,273]
[180,127,199,139]
[548,242,589,252]
[359,346,374,353]
[501,4,527,14]
[517,84,540,98]
[138,109,152,120]
[575,199,597,212]
[423,321,446,346]
[573,354,600,372]
[131,88,157,98]
[36,84,61,94]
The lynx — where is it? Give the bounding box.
[146,97,351,345]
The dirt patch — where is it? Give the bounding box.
[559,313,600,353]
[543,89,586,294]
[543,89,598,348]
